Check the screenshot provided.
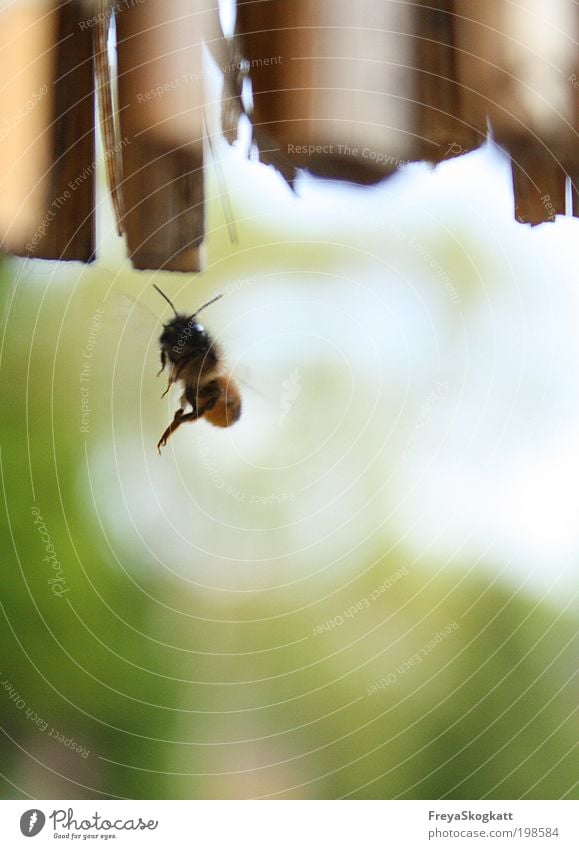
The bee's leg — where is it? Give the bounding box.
[158,390,202,452]
[162,361,186,398]
[157,386,220,453]
[157,407,205,453]
[157,407,185,452]
[156,349,167,377]
[161,370,178,399]
[157,384,223,453]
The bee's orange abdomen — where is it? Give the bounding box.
[204,381,242,428]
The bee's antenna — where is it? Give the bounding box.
[194,293,223,317]
[153,284,178,316]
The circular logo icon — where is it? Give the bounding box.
[19,810,45,837]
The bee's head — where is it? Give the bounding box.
[154,285,222,362]
[160,314,208,361]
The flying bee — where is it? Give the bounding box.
[154,285,242,453]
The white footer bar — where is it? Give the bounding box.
[1,800,576,848]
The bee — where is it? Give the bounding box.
[154,285,241,452]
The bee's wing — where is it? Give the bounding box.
[112,293,167,378]
[113,293,162,331]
